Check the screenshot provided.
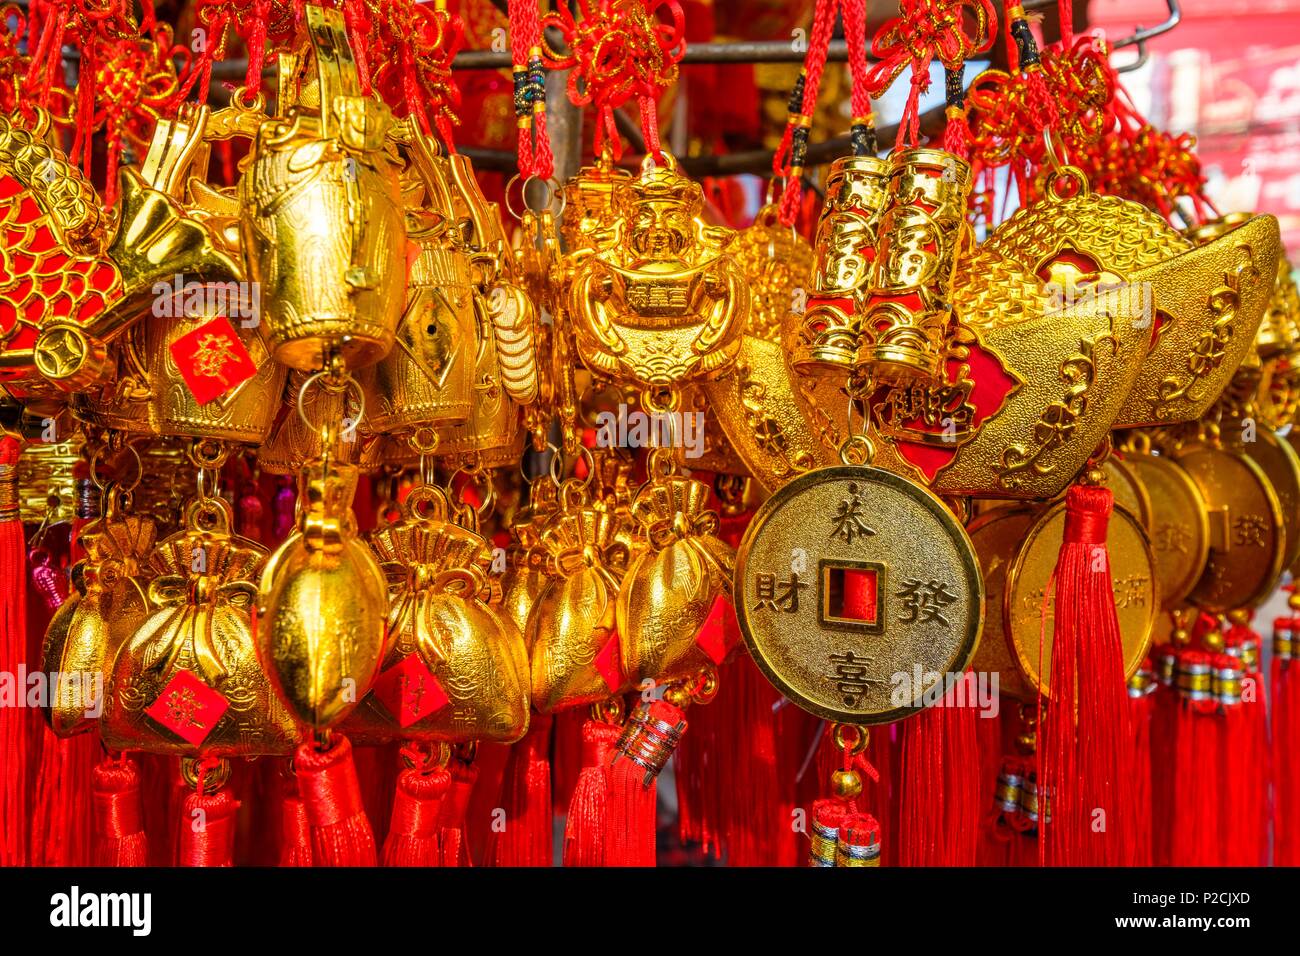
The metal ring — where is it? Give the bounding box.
[832,723,869,755]
[450,465,496,520]
[89,442,143,495]
[547,442,594,490]
[297,370,366,438]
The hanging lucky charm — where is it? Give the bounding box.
[3,0,1300,882]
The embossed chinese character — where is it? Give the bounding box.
[753,571,808,612]
[829,482,875,544]
[165,687,206,733]
[827,651,877,706]
[1153,523,1193,554]
[1232,514,1267,548]
[896,578,958,626]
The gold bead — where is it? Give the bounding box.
[831,769,863,800]
[1172,626,1190,646]
[1227,609,1250,625]
[1084,467,1107,486]
[663,684,690,709]
[1203,627,1225,652]
[1288,592,1300,611]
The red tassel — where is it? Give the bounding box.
[1149,640,1180,865]
[279,786,313,867]
[31,729,98,866]
[1126,659,1156,866]
[898,679,981,866]
[490,713,553,866]
[562,718,621,866]
[809,798,850,866]
[1171,639,1219,866]
[604,700,687,866]
[1039,484,1134,866]
[438,758,479,867]
[552,707,586,815]
[0,434,30,866]
[91,757,149,867]
[295,735,378,866]
[383,764,452,867]
[1273,609,1300,865]
[179,784,240,868]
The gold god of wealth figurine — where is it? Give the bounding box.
[568,153,751,387]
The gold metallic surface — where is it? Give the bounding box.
[727,204,814,344]
[1004,501,1157,696]
[734,464,983,724]
[101,497,299,756]
[346,486,529,742]
[239,6,405,371]
[568,154,750,387]
[1124,452,1211,610]
[1174,441,1284,612]
[618,475,735,688]
[40,498,156,735]
[1116,215,1280,426]
[1241,428,1300,574]
[257,458,388,729]
[967,505,1036,702]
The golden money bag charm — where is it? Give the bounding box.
[727,202,815,345]
[40,484,155,736]
[345,485,529,743]
[500,477,558,643]
[569,153,750,387]
[257,436,389,730]
[528,478,630,713]
[239,5,405,370]
[617,458,737,689]
[101,495,298,756]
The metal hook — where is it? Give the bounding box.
[1116,36,1150,74]
[1111,0,1181,51]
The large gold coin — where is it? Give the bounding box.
[1106,457,1154,531]
[1005,500,1157,696]
[1243,429,1300,572]
[1288,428,1300,577]
[1176,443,1284,612]
[1124,452,1210,610]
[968,506,1036,701]
[734,464,983,724]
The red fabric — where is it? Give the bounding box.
[295,736,378,866]
[91,757,149,867]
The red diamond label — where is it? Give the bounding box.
[144,670,229,746]
[696,595,736,666]
[372,655,450,728]
[170,314,257,405]
[594,632,624,691]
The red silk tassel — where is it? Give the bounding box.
[1222,614,1268,866]
[1126,660,1156,866]
[31,729,98,866]
[562,718,621,866]
[897,679,980,866]
[179,786,240,868]
[491,713,553,866]
[0,435,29,866]
[552,707,586,815]
[438,758,479,867]
[1171,640,1219,866]
[383,764,452,867]
[294,735,378,866]
[604,700,687,866]
[1149,641,1180,865]
[91,757,149,867]
[1039,484,1133,866]
[279,785,313,867]
[1273,611,1300,865]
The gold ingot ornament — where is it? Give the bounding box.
[734,460,983,724]
[568,153,750,387]
[101,496,299,756]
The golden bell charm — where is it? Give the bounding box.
[528,493,630,712]
[257,454,388,730]
[617,472,736,688]
[239,6,405,371]
[568,153,750,387]
[40,488,155,736]
[101,496,299,756]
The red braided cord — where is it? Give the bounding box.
[775,0,838,225]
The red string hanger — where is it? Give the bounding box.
[541,0,686,163]
[863,0,996,152]
[508,0,554,180]
[771,0,880,227]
